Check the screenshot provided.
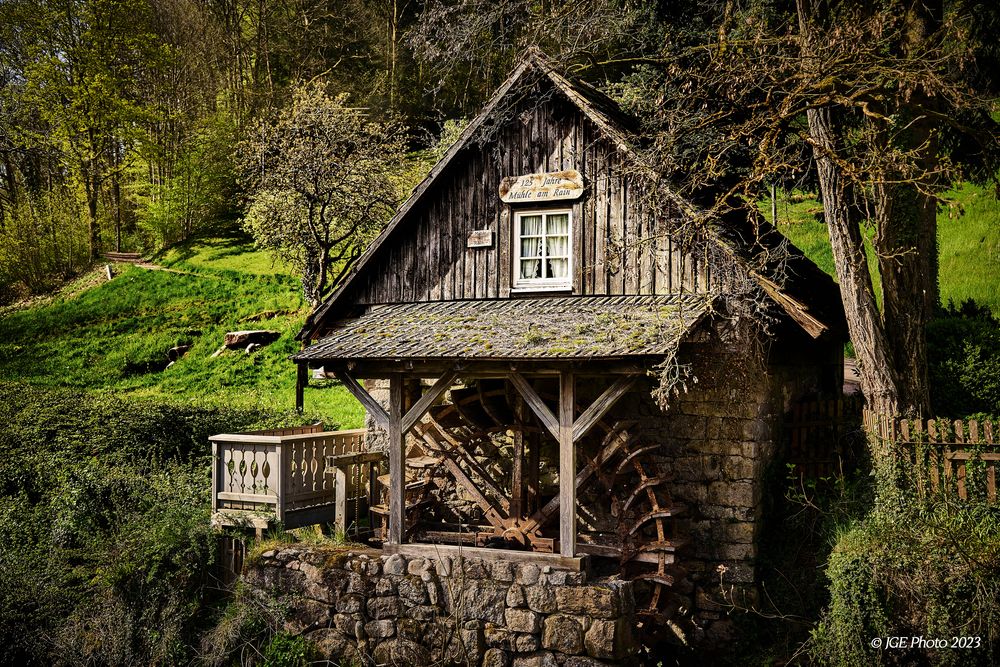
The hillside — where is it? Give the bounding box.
[0,232,364,429]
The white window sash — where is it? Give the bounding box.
[513,209,572,289]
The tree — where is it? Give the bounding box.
[240,83,405,306]
[629,0,1000,416]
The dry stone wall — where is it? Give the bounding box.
[245,546,640,666]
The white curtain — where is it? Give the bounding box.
[519,215,543,279]
[545,213,569,278]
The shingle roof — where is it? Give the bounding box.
[294,295,712,362]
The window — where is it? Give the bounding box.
[513,209,572,290]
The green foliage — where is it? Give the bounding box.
[239,83,406,306]
[0,383,296,664]
[262,633,317,667]
[809,502,1000,666]
[0,236,365,424]
[927,301,1000,418]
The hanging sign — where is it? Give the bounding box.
[499,170,584,204]
[467,229,494,248]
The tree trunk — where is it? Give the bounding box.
[806,106,901,415]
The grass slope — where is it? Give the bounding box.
[762,183,1000,313]
[0,232,364,429]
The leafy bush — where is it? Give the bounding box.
[0,382,305,665]
[927,299,1000,418]
[810,501,1000,666]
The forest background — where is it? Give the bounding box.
[2,1,1000,665]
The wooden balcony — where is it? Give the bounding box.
[210,424,382,534]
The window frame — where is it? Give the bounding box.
[511,208,574,292]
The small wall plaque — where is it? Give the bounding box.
[467,229,494,248]
[499,170,584,203]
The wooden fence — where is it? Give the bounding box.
[211,424,377,531]
[864,410,1000,502]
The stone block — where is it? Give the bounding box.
[398,576,428,604]
[524,585,556,613]
[542,615,584,655]
[306,628,357,663]
[484,647,509,667]
[491,559,515,582]
[396,618,423,642]
[372,638,429,665]
[723,521,755,544]
[512,652,559,667]
[584,619,635,660]
[513,633,541,653]
[554,586,619,619]
[374,577,396,596]
[505,608,541,633]
[515,563,541,585]
[367,596,401,620]
[454,579,507,624]
[406,605,438,621]
[506,584,526,608]
[485,625,514,650]
[463,558,489,579]
[707,481,755,508]
[364,619,395,639]
[407,557,430,576]
[565,657,611,667]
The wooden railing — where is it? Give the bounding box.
[865,410,1000,502]
[211,424,373,529]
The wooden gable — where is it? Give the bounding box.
[301,53,844,343]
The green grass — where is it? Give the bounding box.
[761,184,1000,314]
[0,231,364,429]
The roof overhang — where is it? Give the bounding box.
[294,294,713,365]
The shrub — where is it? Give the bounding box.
[928,299,1000,418]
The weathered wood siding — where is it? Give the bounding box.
[349,85,719,307]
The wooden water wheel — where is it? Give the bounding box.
[401,378,687,626]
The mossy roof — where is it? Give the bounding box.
[294,294,712,362]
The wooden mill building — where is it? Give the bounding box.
[291,52,846,639]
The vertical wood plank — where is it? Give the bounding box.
[559,371,576,557]
[388,374,405,544]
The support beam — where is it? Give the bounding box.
[401,371,457,432]
[295,363,308,413]
[332,369,389,430]
[559,371,576,557]
[387,374,404,545]
[509,372,559,439]
[571,376,636,442]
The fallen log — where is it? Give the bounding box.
[223,330,280,349]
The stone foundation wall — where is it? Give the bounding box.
[246,547,639,666]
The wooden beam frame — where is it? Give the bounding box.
[571,375,636,442]
[559,371,576,557]
[402,372,458,432]
[333,368,390,430]
[295,362,308,413]
[387,374,404,544]
[509,372,559,439]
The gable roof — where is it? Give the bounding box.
[298,51,845,343]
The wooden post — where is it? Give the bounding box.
[295,363,307,413]
[559,371,576,557]
[388,374,405,545]
[334,464,348,535]
[511,399,525,519]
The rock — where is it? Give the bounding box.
[406,605,438,621]
[524,585,556,613]
[223,329,280,349]
[463,558,489,579]
[375,577,396,596]
[454,580,507,624]
[542,615,584,655]
[383,554,406,576]
[512,652,559,667]
[513,633,541,653]
[554,586,619,618]
[484,625,514,650]
[367,596,401,619]
[483,647,509,667]
[491,560,515,582]
[336,594,363,614]
[505,608,541,634]
[565,657,611,667]
[407,557,430,576]
[167,344,190,362]
[398,576,428,605]
[306,628,357,663]
[396,618,423,641]
[515,564,541,585]
[506,584,526,608]
[372,638,429,665]
[584,619,635,660]
[364,619,396,639]
[282,598,330,634]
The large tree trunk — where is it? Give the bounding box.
[806,105,901,415]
